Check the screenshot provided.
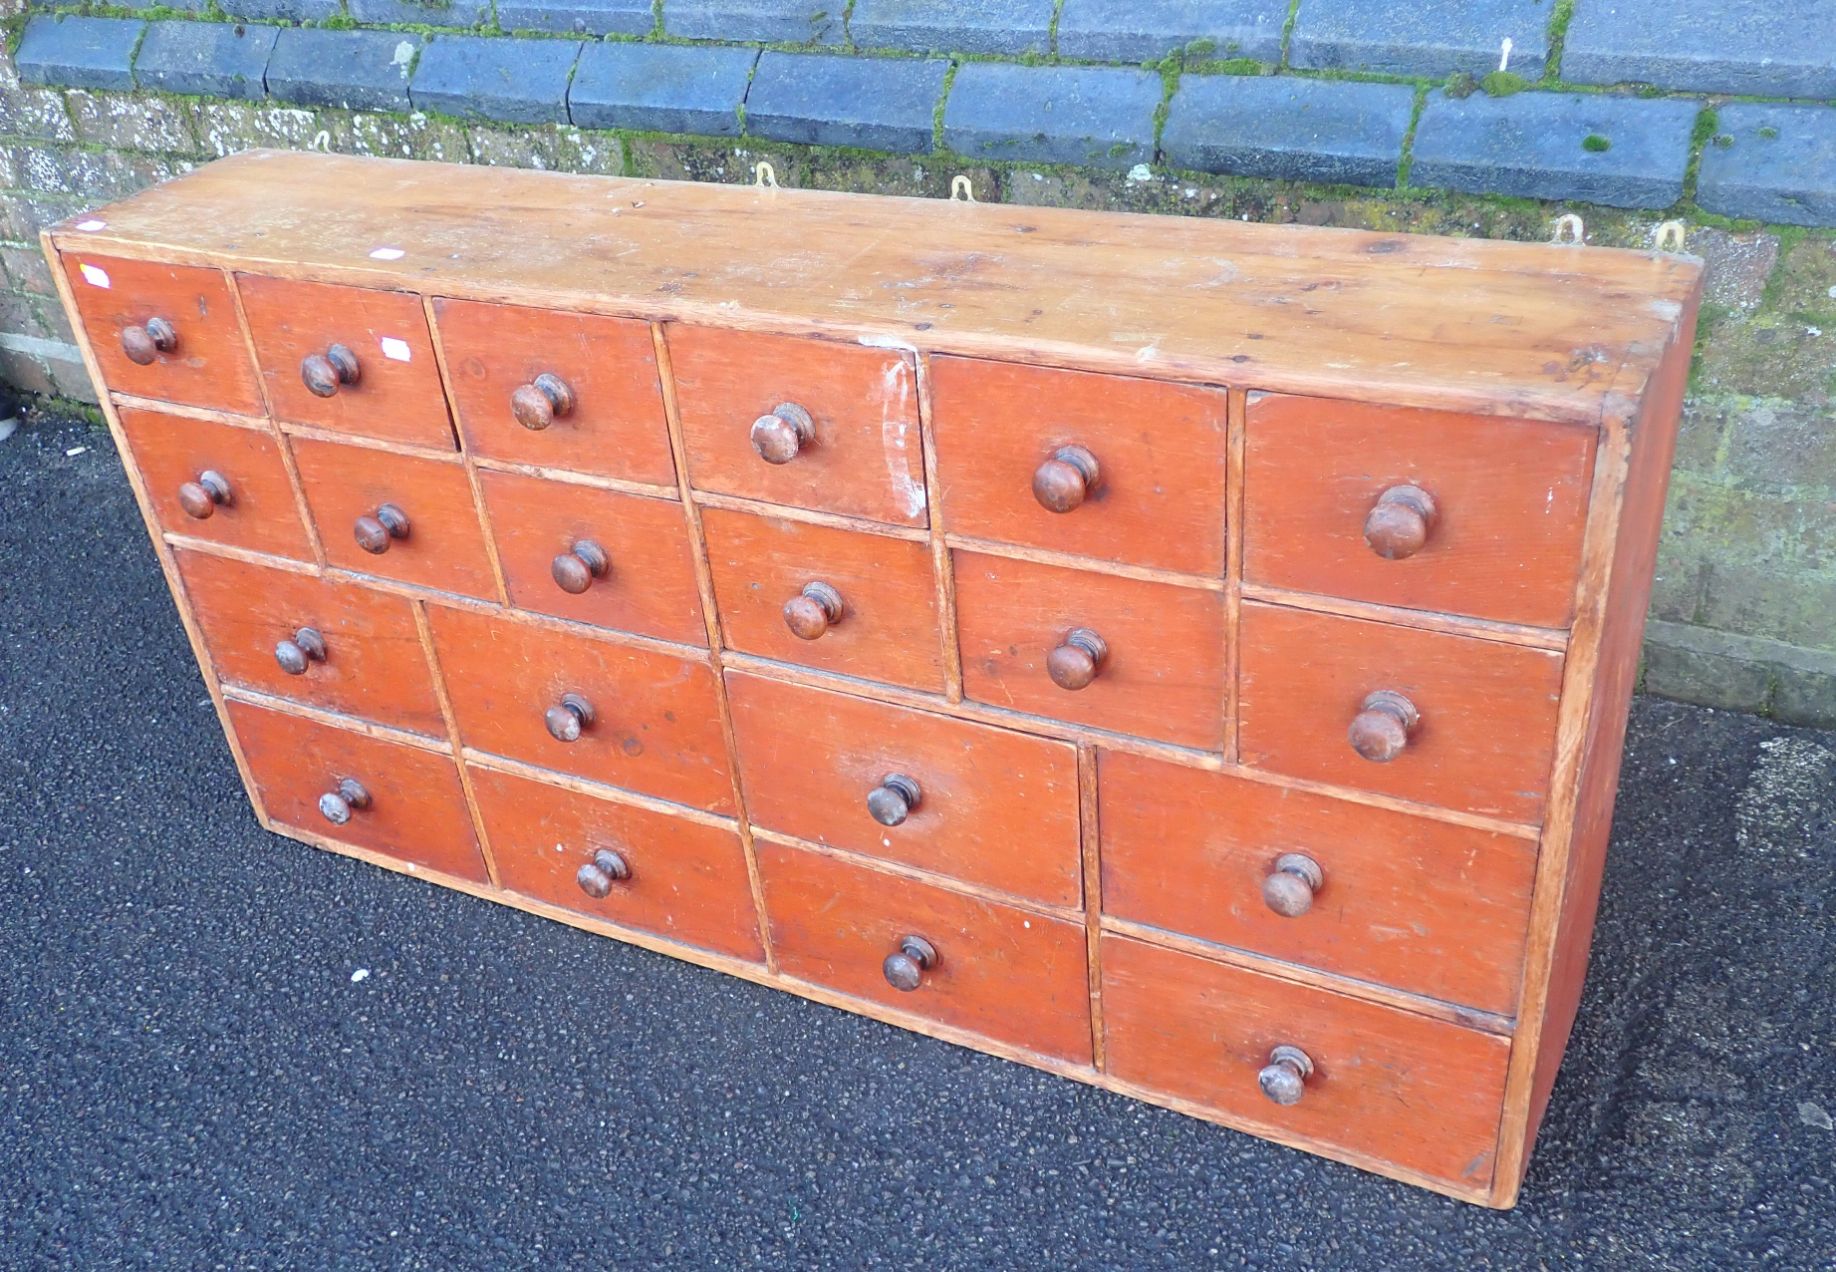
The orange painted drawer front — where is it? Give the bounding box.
[238,275,454,449]
[60,254,263,414]
[1102,935,1511,1191]
[291,436,498,600]
[118,407,311,560]
[427,605,733,814]
[477,469,705,646]
[1099,752,1536,1014]
[1237,602,1565,823]
[702,508,944,693]
[176,549,445,736]
[468,766,763,962]
[1245,395,1597,628]
[727,672,1081,907]
[226,698,487,882]
[668,326,926,527]
[435,299,675,486]
[758,842,1092,1063]
[954,551,1227,750]
[930,357,1229,576]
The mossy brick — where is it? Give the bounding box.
[568,43,757,137]
[746,52,948,154]
[0,245,55,297]
[196,101,323,157]
[1288,0,1549,78]
[1663,477,1836,573]
[943,63,1162,171]
[16,16,146,92]
[133,20,278,103]
[1698,104,1836,230]
[1767,236,1836,319]
[411,36,582,126]
[1056,0,1286,63]
[267,29,422,114]
[65,89,197,153]
[1718,397,1836,493]
[1564,3,1836,99]
[1641,637,1774,714]
[0,193,88,245]
[1163,73,1412,188]
[1671,396,1730,476]
[663,0,847,44]
[0,67,76,142]
[1772,662,1836,727]
[215,0,342,20]
[1689,228,1781,313]
[1696,560,1836,651]
[310,110,470,163]
[5,144,188,200]
[346,0,491,26]
[849,0,1053,56]
[1694,313,1836,408]
[1409,89,1698,210]
[497,0,653,35]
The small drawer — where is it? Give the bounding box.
[469,766,763,962]
[1098,753,1536,1014]
[60,254,263,414]
[226,698,487,882]
[176,549,446,736]
[478,469,704,646]
[702,508,943,693]
[1101,935,1510,1191]
[291,436,497,600]
[727,672,1081,907]
[1244,394,1596,629]
[1237,602,1564,824]
[954,550,1226,750]
[435,299,675,486]
[757,842,1092,1063]
[119,407,311,560]
[427,605,733,813]
[668,326,925,527]
[930,357,1228,576]
[238,275,454,450]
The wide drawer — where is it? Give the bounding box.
[727,672,1081,907]
[176,549,446,736]
[427,605,733,813]
[468,765,763,962]
[1098,752,1536,1014]
[1101,934,1509,1191]
[1237,602,1564,823]
[758,842,1092,1063]
[226,698,487,881]
[120,407,311,560]
[1244,394,1596,629]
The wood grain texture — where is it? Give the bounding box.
[118,405,312,560]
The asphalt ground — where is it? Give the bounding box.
[1,409,1831,1269]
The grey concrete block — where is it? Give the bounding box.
[943,62,1162,170]
[747,52,946,154]
[1564,3,1836,99]
[16,16,145,92]
[569,42,757,136]
[1163,73,1412,187]
[1289,0,1550,78]
[1698,104,1836,230]
[347,0,492,25]
[1056,0,1287,64]
[215,0,342,21]
[134,20,278,103]
[1410,89,1699,210]
[498,0,653,35]
[1773,662,1836,728]
[850,0,1054,56]
[663,0,847,44]
[267,29,421,113]
[411,36,581,125]
[1642,638,1774,714]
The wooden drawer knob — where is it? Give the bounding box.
[882,934,937,992]
[751,402,814,464]
[544,692,596,742]
[866,773,922,827]
[121,316,177,365]
[301,343,361,397]
[1032,445,1100,513]
[1364,485,1437,560]
[575,847,631,898]
[176,470,232,520]
[317,776,371,826]
[551,539,610,594]
[353,503,410,555]
[511,372,575,431]
[784,581,844,640]
[1258,1044,1314,1106]
[274,626,327,676]
[1047,627,1108,691]
[1262,853,1323,917]
[1348,690,1420,763]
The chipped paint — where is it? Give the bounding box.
[879,357,925,519]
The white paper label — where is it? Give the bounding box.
[79,264,110,289]
[380,337,412,362]
[75,219,107,232]
[369,247,405,261]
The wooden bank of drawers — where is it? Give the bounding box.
[50,151,1701,1208]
